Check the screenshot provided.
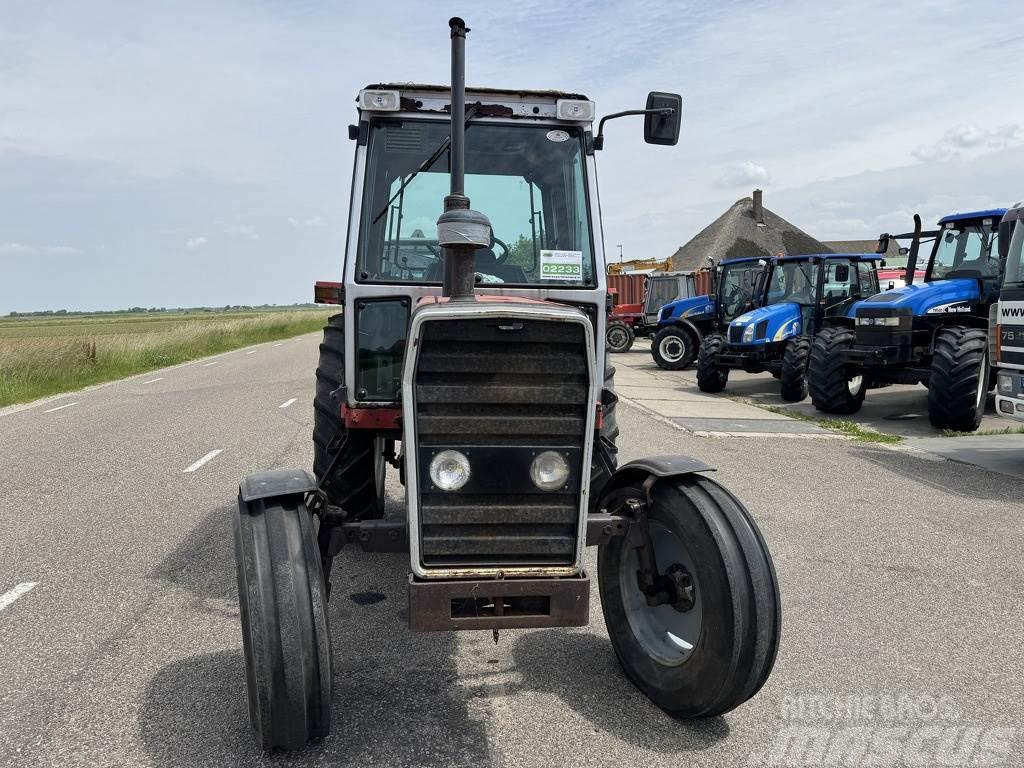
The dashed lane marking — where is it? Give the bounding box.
[142,377,164,385]
[279,398,297,409]
[43,402,77,413]
[0,582,38,612]
[203,361,219,367]
[183,449,223,473]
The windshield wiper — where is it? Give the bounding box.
[371,104,480,225]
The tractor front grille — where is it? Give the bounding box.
[729,325,744,344]
[412,317,590,569]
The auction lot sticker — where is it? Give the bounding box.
[540,250,583,281]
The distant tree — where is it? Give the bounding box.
[506,234,538,272]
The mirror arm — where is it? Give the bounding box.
[593,107,675,150]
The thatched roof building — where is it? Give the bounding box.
[669,190,832,271]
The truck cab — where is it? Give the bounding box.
[995,203,1024,421]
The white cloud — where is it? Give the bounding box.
[225,223,258,240]
[0,242,34,255]
[0,242,79,256]
[185,236,208,250]
[912,124,1022,163]
[714,162,771,190]
[288,215,326,228]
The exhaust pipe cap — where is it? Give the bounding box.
[437,206,492,249]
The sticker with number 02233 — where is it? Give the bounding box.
[539,250,583,281]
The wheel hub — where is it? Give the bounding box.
[661,337,684,362]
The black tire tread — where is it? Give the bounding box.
[927,325,988,431]
[779,336,810,402]
[651,326,696,370]
[235,495,331,750]
[696,333,729,392]
[808,327,865,414]
[597,474,780,718]
[313,313,380,518]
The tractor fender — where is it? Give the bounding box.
[665,317,705,342]
[240,469,318,504]
[594,454,714,510]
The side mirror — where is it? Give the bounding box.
[834,264,850,282]
[999,220,1011,262]
[644,92,682,146]
[876,233,890,255]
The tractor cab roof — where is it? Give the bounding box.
[937,209,1007,225]
[358,83,593,122]
[720,253,881,267]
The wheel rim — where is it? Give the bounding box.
[609,327,628,349]
[659,336,685,363]
[847,374,863,397]
[975,350,987,410]
[618,521,703,666]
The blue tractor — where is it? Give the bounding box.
[697,254,882,400]
[808,209,1006,431]
[651,257,765,369]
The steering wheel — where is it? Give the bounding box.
[723,285,745,316]
[492,236,510,263]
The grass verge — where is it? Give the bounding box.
[941,425,1024,437]
[759,405,904,444]
[0,309,334,408]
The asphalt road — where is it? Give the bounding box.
[1,335,1022,767]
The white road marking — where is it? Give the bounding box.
[183,449,223,473]
[273,343,283,347]
[203,361,219,367]
[279,398,297,409]
[43,402,78,413]
[246,350,257,355]
[142,377,164,385]
[0,582,37,612]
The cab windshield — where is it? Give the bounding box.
[928,221,1000,281]
[356,119,595,286]
[1004,221,1024,289]
[767,261,819,306]
[717,261,763,322]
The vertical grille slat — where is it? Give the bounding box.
[414,317,590,568]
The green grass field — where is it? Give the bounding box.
[0,308,335,408]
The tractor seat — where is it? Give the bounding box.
[425,248,527,284]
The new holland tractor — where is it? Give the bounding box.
[808,210,1006,430]
[697,254,881,400]
[232,19,780,751]
[651,258,761,370]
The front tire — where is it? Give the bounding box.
[928,326,988,431]
[598,475,781,717]
[808,327,865,414]
[606,321,635,354]
[779,337,810,402]
[651,326,696,370]
[696,334,729,393]
[235,492,332,750]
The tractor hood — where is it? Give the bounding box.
[852,278,981,317]
[658,294,714,324]
[729,302,802,344]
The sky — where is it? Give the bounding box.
[2,0,1023,313]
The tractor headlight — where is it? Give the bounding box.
[530,451,570,491]
[997,373,1014,394]
[429,450,471,491]
[742,324,755,342]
